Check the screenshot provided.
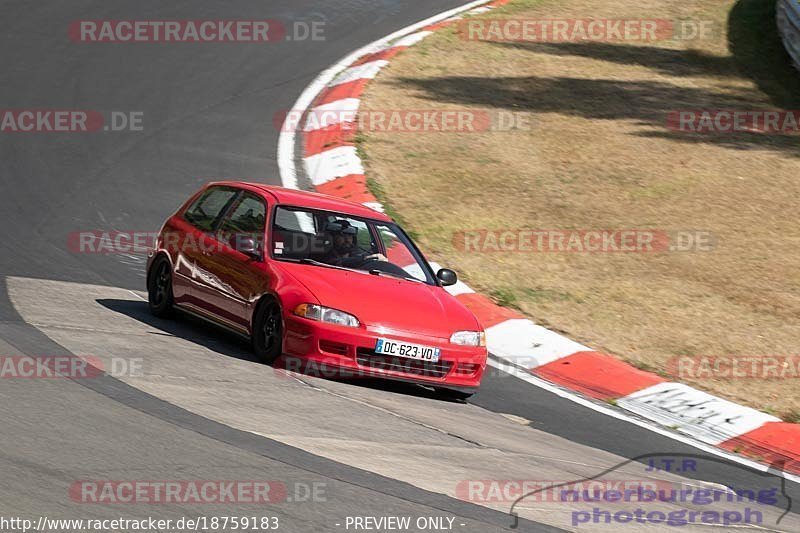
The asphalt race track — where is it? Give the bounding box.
[0,1,798,532]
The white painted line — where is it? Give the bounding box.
[277,0,495,190]
[617,382,781,446]
[486,318,589,367]
[487,358,800,485]
[303,146,364,186]
[391,31,434,48]
[128,290,147,302]
[330,60,390,87]
[468,6,495,15]
[304,98,361,131]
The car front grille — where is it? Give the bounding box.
[355,348,453,379]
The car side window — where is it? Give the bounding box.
[184,187,239,232]
[218,193,267,252]
[219,193,267,234]
[275,206,315,233]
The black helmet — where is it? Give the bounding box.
[325,219,356,233]
[326,219,357,253]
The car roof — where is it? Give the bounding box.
[206,181,393,222]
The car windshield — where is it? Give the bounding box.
[271,206,436,285]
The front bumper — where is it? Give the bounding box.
[282,315,487,390]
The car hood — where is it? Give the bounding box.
[276,262,480,339]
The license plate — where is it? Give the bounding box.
[374,338,440,362]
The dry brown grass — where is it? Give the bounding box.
[360,0,800,418]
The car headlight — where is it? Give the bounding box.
[450,331,486,347]
[294,304,360,328]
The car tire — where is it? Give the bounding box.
[435,388,474,402]
[252,298,283,364]
[147,256,174,318]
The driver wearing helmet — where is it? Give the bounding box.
[323,219,387,267]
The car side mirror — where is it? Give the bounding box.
[436,268,458,287]
[234,235,261,260]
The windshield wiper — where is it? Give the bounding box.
[369,269,422,283]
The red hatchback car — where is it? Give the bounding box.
[146,182,487,399]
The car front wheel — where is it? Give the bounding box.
[147,256,174,318]
[252,299,283,364]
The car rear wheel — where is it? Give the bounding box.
[147,257,174,318]
[435,388,474,402]
[252,299,283,364]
